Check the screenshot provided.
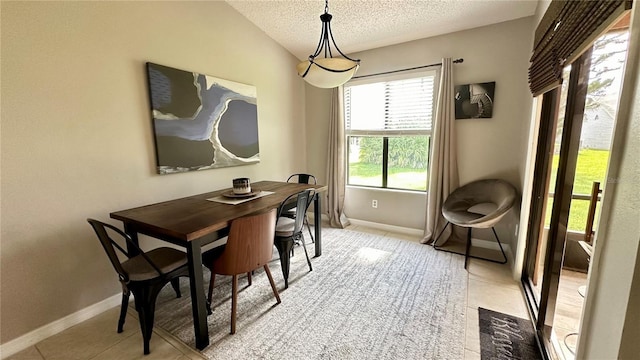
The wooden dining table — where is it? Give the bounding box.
[110,180,327,350]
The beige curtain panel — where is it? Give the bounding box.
[422,58,459,245]
[326,86,350,228]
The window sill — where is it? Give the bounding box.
[346,185,427,195]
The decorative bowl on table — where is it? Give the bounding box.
[221,190,261,199]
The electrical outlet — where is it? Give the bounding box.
[372,200,378,208]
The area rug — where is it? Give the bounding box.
[478,307,543,360]
[154,228,468,359]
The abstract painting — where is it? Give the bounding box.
[146,62,259,174]
[454,81,495,119]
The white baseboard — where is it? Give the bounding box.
[346,218,424,236]
[471,238,514,263]
[345,218,513,261]
[0,293,122,359]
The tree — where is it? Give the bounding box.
[358,136,429,169]
[555,30,628,147]
[585,31,628,110]
[358,137,383,164]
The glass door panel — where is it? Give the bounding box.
[521,48,593,359]
[551,29,629,359]
[527,66,572,305]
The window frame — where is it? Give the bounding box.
[344,69,440,192]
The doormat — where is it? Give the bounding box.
[478,307,543,360]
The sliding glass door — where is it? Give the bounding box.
[522,48,592,358]
[522,24,630,359]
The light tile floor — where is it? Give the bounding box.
[6,225,529,360]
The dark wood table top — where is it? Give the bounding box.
[110,180,326,243]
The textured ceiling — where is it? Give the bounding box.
[226,0,539,61]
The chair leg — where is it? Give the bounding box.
[264,265,281,304]
[230,275,238,334]
[132,285,162,355]
[135,303,151,355]
[434,225,508,267]
[305,215,314,243]
[491,227,509,264]
[170,278,181,298]
[207,272,215,315]
[117,289,130,333]
[464,228,472,270]
[432,221,451,249]
[274,239,294,289]
[299,235,313,272]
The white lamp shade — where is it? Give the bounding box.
[297,58,359,88]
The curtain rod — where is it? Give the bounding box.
[351,58,464,80]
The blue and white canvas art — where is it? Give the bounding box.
[146,62,259,174]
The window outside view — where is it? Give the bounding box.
[548,30,629,232]
[345,74,435,191]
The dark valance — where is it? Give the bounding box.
[529,0,633,96]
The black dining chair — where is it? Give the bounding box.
[87,219,189,355]
[274,189,315,288]
[286,173,317,243]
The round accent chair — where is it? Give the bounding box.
[433,179,517,269]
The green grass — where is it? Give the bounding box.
[348,162,427,191]
[546,149,610,231]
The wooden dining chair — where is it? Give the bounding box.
[274,189,316,288]
[87,219,189,355]
[202,208,281,334]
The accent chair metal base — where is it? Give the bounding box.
[432,221,508,269]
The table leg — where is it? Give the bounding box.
[186,241,209,350]
[123,223,140,256]
[314,194,322,257]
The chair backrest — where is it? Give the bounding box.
[287,173,317,185]
[87,218,163,283]
[211,209,277,275]
[277,189,315,235]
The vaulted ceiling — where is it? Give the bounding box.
[226,0,539,60]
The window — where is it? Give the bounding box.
[344,71,437,191]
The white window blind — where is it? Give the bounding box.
[345,74,435,136]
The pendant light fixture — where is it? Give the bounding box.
[297,0,360,88]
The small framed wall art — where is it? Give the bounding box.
[454,81,495,119]
[146,62,260,174]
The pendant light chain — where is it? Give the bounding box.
[309,0,358,63]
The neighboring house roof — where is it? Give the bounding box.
[581,104,616,150]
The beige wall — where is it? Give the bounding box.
[0,1,305,343]
[619,242,640,359]
[306,17,534,249]
[305,85,332,183]
[533,0,552,29]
